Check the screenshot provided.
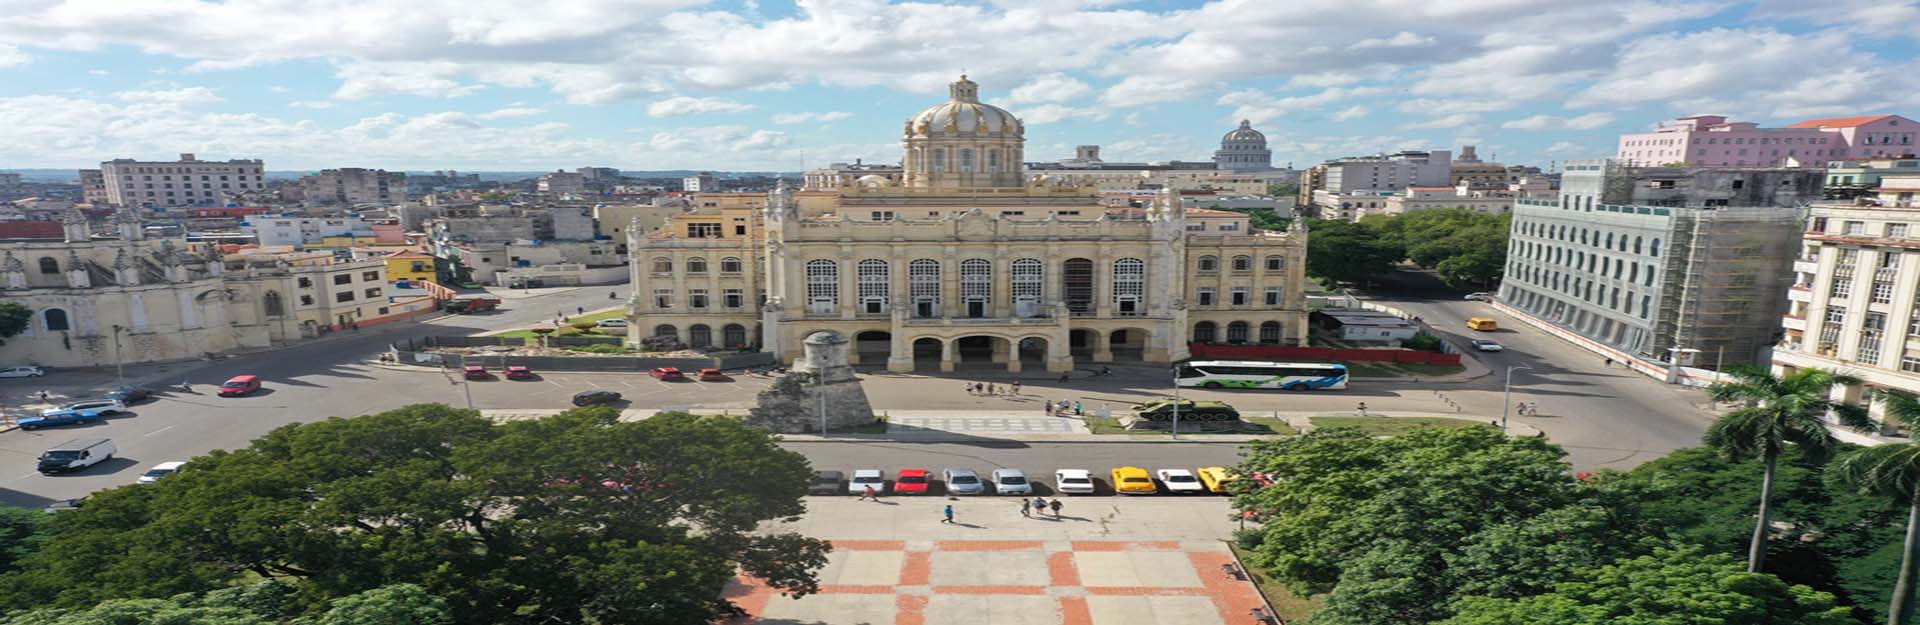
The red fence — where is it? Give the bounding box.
[1187,343,1461,366]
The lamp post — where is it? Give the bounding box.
[1170,365,1181,440]
[1501,364,1532,434]
[458,353,474,409]
[817,371,828,436]
[1665,346,1700,385]
[110,325,125,384]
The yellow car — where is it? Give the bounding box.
[1112,466,1157,495]
[1197,467,1239,494]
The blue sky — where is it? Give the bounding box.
[1,0,1916,172]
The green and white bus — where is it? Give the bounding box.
[1175,360,1349,391]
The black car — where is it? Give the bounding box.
[107,386,151,403]
[809,471,845,496]
[571,390,623,407]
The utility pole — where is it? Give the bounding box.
[1501,364,1532,433]
[817,371,828,436]
[111,325,125,385]
[1170,365,1181,440]
[458,354,474,409]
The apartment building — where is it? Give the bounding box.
[1618,114,1918,168]
[99,153,267,207]
[295,168,404,205]
[538,170,587,195]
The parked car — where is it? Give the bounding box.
[571,390,623,406]
[848,469,886,496]
[107,386,152,403]
[1112,466,1157,495]
[137,461,186,484]
[1466,317,1499,331]
[596,319,629,329]
[894,468,932,495]
[20,399,127,429]
[37,438,115,473]
[43,497,87,513]
[990,468,1033,495]
[217,375,261,396]
[1053,469,1097,495]
[943,468,985,495]
[505,365,535,380]
[698,368,727,381]
[1197,467,1238,494]
[0,365,45,378]
[1464,292,1493,301]
[808,470,845,495]
[1470,339,1504,352]
[1156,468,1206,494]
[650,367,685,381]
[463,365,490,380]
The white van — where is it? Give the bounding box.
[37,438,115,473]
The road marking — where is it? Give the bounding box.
[143,426,174,437]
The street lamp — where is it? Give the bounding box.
[1665,346,1701,385]
[1170,364,1182,439]
[1501,364,1532,434]
[110,325,126,384]
[458,353,474,409]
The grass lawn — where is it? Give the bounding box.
[1227,542,1325,622]
[493,308,628,340]
[1308,416,1489,436]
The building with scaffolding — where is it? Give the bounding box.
[1496,159,1821,371]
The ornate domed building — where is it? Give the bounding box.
[901,75,1026,188]
[627,76,1309,374]
[1214,120,1273,172]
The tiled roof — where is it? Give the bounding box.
[0,221,65,240]
[1786,115,1896,129]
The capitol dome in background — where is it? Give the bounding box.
[1214,119,1273,172]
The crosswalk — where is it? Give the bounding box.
[888,417,1086,433]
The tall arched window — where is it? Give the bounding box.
[37,257,58,274]
[857,259,889,314]
[1259,321,1282,343]
[909,259,941,318]
[1197,255,1218,272]
[1226,321,1249,343]
[988,149,1002,172]
[686,257,708,273]
[43,308,70,332]
[1649,238,1661,257]
[651,257,673,274]
[931,148,947,173]
[959,148,976,173]
[1192,321,1217,343]
[960,258,991,317]
[1012,258,1043,317]
[1231,255,1252,272]
[654,324,677,338]
[263,291,285,317]
[688,324,711,348]
[1063,258,1094,315]
[1113,258,1145,316]
[723,323,747,348]
[719,257,743,273]
[805,260,838,314]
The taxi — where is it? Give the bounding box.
[1197,466,1240,494]
[1111,466,1157,495]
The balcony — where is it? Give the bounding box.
[1794,259,1819,274]
[1781,315,1806,331]
[902,316,1058,327]
[1787,288,1812,303]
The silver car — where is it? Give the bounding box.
[943,468,985,495]
[990,468,1033,495]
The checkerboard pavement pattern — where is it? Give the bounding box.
[726,540,1268,625]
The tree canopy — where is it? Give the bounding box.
[1303,218,1404,288]
[0,301,32,343]
[0,405,829,625]
[5,581,449,625]
[1440,547,1854,625]
[1302,209,1510,289]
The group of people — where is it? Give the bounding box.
[1514,402,1541,417]
[965,381,1019,396]
[1046,399,1082,417]
[1017,496,1064,519]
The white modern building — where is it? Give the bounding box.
[242,216,374,247]
[99,154,267,208]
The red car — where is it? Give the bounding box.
[649,367,685,381]
[698,368,726,381]
[505,365,534,380]
[463,365,489,380]
[894,468,931,495]
[217,375,261,397]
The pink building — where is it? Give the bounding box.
[1786,115,1918,160]
[1615,115,1840,167]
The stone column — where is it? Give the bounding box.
[1093,245,1112,318]
[1048,311,1075,372]
[1092,327,1113,363]
[991,246,1010,318]
[939,337,957,372]
[940,248,959,318]
[1144,326,1171,362]
[990,338,1009,364]
[886,308,912,373]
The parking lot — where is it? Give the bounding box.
[432,367,777,411]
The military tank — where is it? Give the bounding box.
[1130,398,1241,422]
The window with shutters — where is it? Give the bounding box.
[857,259,889,314]
[910,259,941,318]
[805,260,838,314]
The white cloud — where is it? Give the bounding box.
[114,86,223,107]
[1501,112,1616,130]
[475,106,546,119]
[1347,31,1433,51]
[1101,76,1207,107]
[333,61,484,100]
[1331,106,1368,122]
[1502,114,1555,130]
[289,100,334,109]
[0,44,25,67]
[1577,28,1909,119]
[1563,112,1615,130]
[1402,113,1478,129]
[771,111,852,124]
[1544,140,1588,156]
[1010,104,1109,124]
[1218,87,1383,126]
[1009,73,1093,104]
[647,95,755,117]
[86,69,109,76]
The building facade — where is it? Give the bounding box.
[1786,115,1919,160]
[1618,114,1918,167]
[77,169,107,204]
[99,154,267,208]
[1321,150,1453,194]
[295,168,403,205]
[627,77,1309,371]
[1213,120,1273,172]
[537,171,587,195]
[1499,160,1820,370]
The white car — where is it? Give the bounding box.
[1053,469,1096,495]
[848,469,885,496]
[1464,292,1492,301]
[1156,469,1207,494]
[1470,339,1504,352]
[990,468,1033,495]
[0,366,45,378]
[137,461,186,484]
[595,319,629,328]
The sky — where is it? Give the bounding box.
[1,0,1918,172]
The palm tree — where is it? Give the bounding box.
[1831,390,1920,625]
[1706,366,1872,573]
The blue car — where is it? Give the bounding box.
[20,400,126,430]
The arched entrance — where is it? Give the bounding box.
[1108,328,1147,361]
[912,337,945,371]
[854,330,892,364]
[723,324,748,349]
[688,324,712,348]
[1068,329,1097,360]
[1016,336,1049,369]
[954,336,997,364]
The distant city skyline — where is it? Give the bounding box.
[1,0,1916,170]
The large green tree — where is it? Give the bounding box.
[1707,366,1872,572]
[0,301,31,343]
[1440,546,1856,625]
[1830,390,1920,624]
[0,405,829,624]
[0,506,45,577]
[1303,219,1403,287]
[1367,208,1510,288]
[5,581,448,625]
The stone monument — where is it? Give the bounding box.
[745,331,876,433]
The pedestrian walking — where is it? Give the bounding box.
[1049,499,1062,517]
[861,485,877,501]
[941,504,955,524]
[37,390,49,402]
[1019,500,1031,517]
[1031,497,1047,516]
[987,383,997,395]
[1073,401,1082,416]
[1011,381,1021,395]
[1357,402,1369,417]
[577,306,585,315]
